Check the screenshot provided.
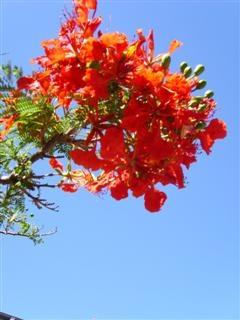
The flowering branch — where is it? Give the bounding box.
[0,0,227,243]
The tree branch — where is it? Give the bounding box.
[30,133,66,163]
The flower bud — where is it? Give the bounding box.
[161,53,171,68]
[86,60,100,69]
[180,61,188,72]
[183,66,192,78]
[204,90,214,98]
[194,96,203,101]
[195,121,206,129]
[188,100,198,108]
[196,80,207,90]
[198,103,207,111]
[194,64,205,76]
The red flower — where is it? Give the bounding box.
[15,0,227,213]
[144,188,167,213]
[59,182,78,193]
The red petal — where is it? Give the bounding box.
[75,3,89,24]
[85,0,97,9]
[59,182,78,193]
[130,177,148,198]
[144,188,167,213]
[168,164,185,189]
[198,132,213,154]
[69,149,102,170]
[207,119,227,139]
[147,29,154,59]
[17,77,34,90]
[110,179,128,200]
[198,119,227,154]
[100,32,128,53]
[100,128,125,160]
[121,112,147,132]
[49,158,64,171]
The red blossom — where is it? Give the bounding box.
[14,0,227,213]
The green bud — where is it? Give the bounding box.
[183,66,192,78]
[180,61,188,73]
[86,60,100,69]
[188,100,199,108]
[198,103,207,112]
[196,80,207,90]
[194,96,203,101]
[195,121,206,129]
[204,90,214,98]
[161,53,171,68]
[193,64,205,76]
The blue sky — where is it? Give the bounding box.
[0,0,239,319]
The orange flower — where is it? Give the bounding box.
[15,0,227,213]
[135,66,164,88]
[165,73,192,99]
[100,32,128,54]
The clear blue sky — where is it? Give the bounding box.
[0,0,239,319]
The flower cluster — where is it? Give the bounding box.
[17,0,226,212]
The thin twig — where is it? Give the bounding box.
[23,189,59,211]
[0,227,58,238]
[31,173,60,179]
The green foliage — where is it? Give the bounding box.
[0,62,23,91]
[16,97,56,145]
[0,64,89,243]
